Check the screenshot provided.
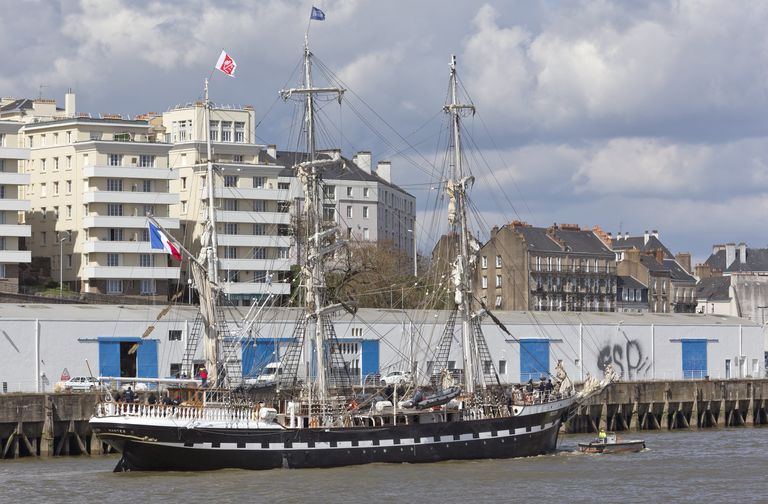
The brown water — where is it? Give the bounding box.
[1,429,766,504]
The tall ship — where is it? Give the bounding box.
[90,38,601,472]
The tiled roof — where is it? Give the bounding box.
[704,248,768,273]
[696,276,731,301]
[513,226,614,257]
[618,275,647,290]
[613,235,673,258]
[663,259,696,283]
[270,150,411,196]
[639,254,669,273]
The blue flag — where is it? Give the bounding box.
[311,6,325,20]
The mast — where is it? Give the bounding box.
[444,55,478,394]
[280,37,345,403]
[202,78,220,383]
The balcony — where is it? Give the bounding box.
[222,281,291,296]
[214,186,289,201]
[0,172,30,185]
[83,165,178,180]
[0,224,31,237]
[82,240,158,254]
[82,266,180,279]
[0,147,29,160]
[83,190,178,205]
[217,234,292,248]
[0,250,31,263]
[218,258,292,271]
[0,200,30,212]
[83,216,179,229]
[214,210,290,225]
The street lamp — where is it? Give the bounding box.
[58,231,70,298]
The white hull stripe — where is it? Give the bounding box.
[127,420,560,452]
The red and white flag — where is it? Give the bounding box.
[215,50,237,77]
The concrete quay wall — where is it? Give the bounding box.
[567,379,768,433]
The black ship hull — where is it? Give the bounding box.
[92,400,572,471]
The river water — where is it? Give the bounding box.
[1,428,766,503]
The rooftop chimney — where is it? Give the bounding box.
[652,229,659,239]
[626,248,640,263]
[694,263,713,280]
[655,248,664,264]
[738,242,747,264]
[491,225,499,238]
[725,243,736,267]
[354,151,372,174]
[644,230,649,245]
[65,89,76,117]
[675,252,692,274]
[266,144,277,160]
[376,160,391,183]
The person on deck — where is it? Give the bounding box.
[199,367,208,388]
[598,428,607,443]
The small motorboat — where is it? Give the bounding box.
[578,432,646,454]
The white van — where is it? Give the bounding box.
[245,362,283,386]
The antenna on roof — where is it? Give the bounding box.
[38,84,48,100]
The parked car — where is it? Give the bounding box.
[380,370,412,386]
[63,376,99,391]
[244,362,283,386]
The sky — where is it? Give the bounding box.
[3,0,768,263]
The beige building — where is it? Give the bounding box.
[0,92,75,123]
[21,116,179,298]
[475,222,617,312]
[0,121,32,291]
[163,103,292,305]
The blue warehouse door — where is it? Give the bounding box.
[98,340,121,377]
[136,340,158,378]
[361,340,380,380]
[682,339,707,379]
[520,339,549,382]
[242,339,277,378]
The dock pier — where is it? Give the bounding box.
[567,379,768,433]
[1,379,767,459]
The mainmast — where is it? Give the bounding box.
[201,78,220,383]
[444,55,479,394]
[280,37,345,403]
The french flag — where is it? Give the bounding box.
[148,222,181,261]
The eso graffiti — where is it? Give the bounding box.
[597,339,652,379]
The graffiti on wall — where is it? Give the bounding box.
[597,339,652,379]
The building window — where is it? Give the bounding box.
[253,176,266,188]
[224,175,238,187]
[481,256,488,269]
[346,206,353,218]
[209,120,219,142]
[140,179,151,192]
[53,157,59,171]
[482,276,488,289]
[495,274,502,287]
[496,255,502,268]
[224,199,238,211]
[323,204,335,222]
[495,295,502,308]
[181,177,187,190]
[66,205,72,218]
[278,247,290,259]
[140,279,156,295]
[253,223,265,235]
[107,253,119,266]
[82,154,89,166]
[346,186,353,197]
[66,180,72,193]
[224,222,237,235]
[139,254,153,267]
[66,156,72,170]
[498,360,507,375]
[221,121,232,142]
[363,187,370,198]
[252,247,266,259]
[107,178,122,191]
[362,206,369,218]
[41,159,47,172]
[223,246,236,259]
[108,154,122,166]
[107,204,123,216]
[53,181,59,195]
[234,122,245,142]
[139,155,155,167]
[106,279,123,294]
[40,183,47,197]
[363,228,370,240]
[168,330,182,341]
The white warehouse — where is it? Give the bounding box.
[0,304,763,393]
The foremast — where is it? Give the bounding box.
[280,38,345,404]
[444,56,482,395]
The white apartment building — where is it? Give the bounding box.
[22,116,179,298]
[163,103,292,305]
[271,150,416,259]
[0,121,32,292]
